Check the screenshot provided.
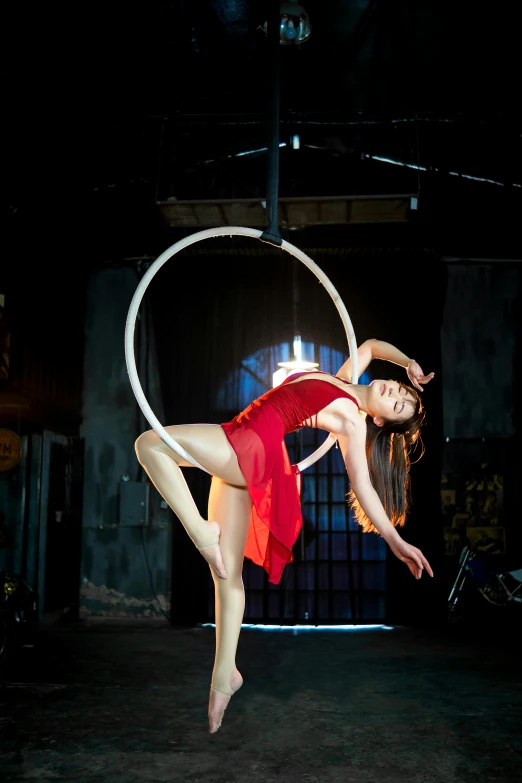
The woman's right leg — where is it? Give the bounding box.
[135,423,246,580]
[207,476,252,734]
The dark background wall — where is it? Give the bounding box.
[147,237,446,625]
[79,266,172,618]
[1,0,521,627]
[1,221,520,626]
[442,263,520,439]
[439,260,522,610]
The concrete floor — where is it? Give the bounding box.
[1,615,521,783]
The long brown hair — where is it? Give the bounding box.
[347,383,425,533]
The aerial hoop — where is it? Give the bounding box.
[125,226,358,474]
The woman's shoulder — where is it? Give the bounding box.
[337,399,366,427]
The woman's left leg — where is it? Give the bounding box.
[207,476,252,734]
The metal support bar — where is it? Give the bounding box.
[261,0,282,243]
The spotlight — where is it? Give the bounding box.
[260,0,312,46]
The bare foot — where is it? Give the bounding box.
[197,521,227,579]
[208,669,243,734]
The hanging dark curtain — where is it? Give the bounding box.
[149,234,446,626]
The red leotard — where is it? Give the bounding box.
[221,372,359,584]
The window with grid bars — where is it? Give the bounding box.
[209,341,387,624]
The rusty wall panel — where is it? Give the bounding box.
[441,263,520,438]
[80,526,171,618]
[80,266,172,617]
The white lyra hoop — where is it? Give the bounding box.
[125,226,358,474]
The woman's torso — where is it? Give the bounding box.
[231,371,359,434]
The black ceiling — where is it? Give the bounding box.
[3,0,521,265]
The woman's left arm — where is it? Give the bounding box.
[338,423,434,579]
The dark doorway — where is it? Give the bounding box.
[38,433,84,620]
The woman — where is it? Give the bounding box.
[135,338,435,733]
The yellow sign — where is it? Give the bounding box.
[0,429,21,472]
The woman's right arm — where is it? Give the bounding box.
[337,422,434,579]
[336,338,435,391]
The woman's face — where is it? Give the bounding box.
[368,379,417,426]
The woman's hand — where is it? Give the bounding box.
[406,360,435,392]
[387,536,434,580]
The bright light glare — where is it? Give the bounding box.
[272,367,288,387]
[293,334,302,361]
[200,623,395,632]
[199,143,286,165]
[235,143,286,158]
[272,360,319,387]
[366,153,521,187]
[366,154,427,171]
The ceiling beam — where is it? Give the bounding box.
[156,194,417,229]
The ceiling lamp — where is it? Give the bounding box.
[272,335,319,387]
[260,1,312,46]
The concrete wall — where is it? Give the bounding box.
[80,266,171,618]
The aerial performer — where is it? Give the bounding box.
[134,338,435,733]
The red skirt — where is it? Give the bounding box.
[221,403,302,584]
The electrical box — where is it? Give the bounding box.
[119,480,148,527]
